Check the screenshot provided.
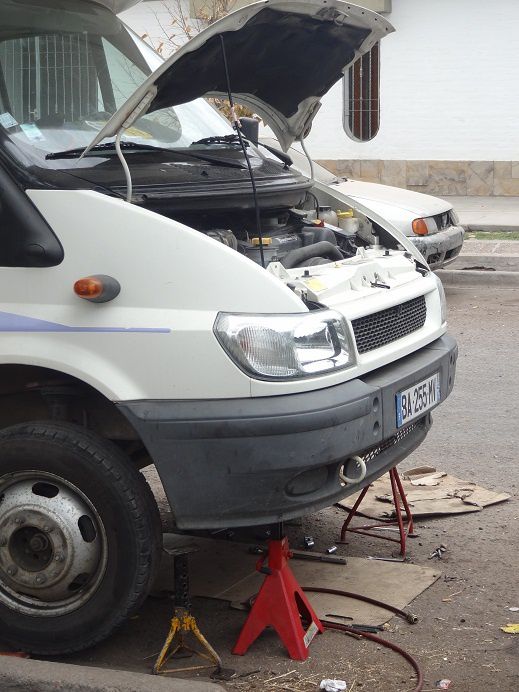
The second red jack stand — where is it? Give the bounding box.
[339,467,415,558]
[233,527,323,661]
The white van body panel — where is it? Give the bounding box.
[19,189,306,400]
[12,189,445,401]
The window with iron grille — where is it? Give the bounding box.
[0,35,103,124]
[343,42,380,142]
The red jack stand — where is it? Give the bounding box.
[339,467,415,558]
[233,532,323,660]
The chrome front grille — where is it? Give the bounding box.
[352,296,427,354]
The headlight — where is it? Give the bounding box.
[434,274,447,324]
[214,310,355,380]
[450,208,460,225]
[412,217,437,235]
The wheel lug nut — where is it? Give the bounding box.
[43,525,53,533]
[35,575,46,585]
[54,553,64,563]
[0,537,7,547]
[6,565,17,576]
[14,517,26,525]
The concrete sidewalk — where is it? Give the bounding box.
[444,196,519,232]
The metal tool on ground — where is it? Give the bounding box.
[233,523,324,661]
[339,467,416,558]
[429,544,447,560]
[248,544,346,565]
[153,545,222,676]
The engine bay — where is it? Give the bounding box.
[159,201,383,270]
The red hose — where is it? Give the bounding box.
[303,586,418,624]
[302,587,424,692]
[320,620,424,692]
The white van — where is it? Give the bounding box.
[0,0,457,654]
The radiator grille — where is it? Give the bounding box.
[362,419,423,465]
[433,211,453,231]
[352,296,427,354]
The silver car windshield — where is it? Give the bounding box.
[0,0,234,159]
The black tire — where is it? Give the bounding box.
[0,421,162,655]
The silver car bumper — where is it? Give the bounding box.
[410,225,465,269]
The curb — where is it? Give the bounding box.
[462,223,519,233]
[451,254,519,271]
[438,252,519,287]
[0,656,224,692]
[437,269,519,288]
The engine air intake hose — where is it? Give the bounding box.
[281,241,343,269]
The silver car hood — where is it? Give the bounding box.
[84,0,393,154]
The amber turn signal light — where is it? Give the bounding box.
[412,218,429,236]
[73,275,121,303]
[74,277,104,299]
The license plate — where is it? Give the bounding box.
[396,372,440,428]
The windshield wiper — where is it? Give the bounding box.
[191,134,246,147]
[45,140,164,159]
[192,134,293,169]
[46,140,247,169]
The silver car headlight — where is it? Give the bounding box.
[434,274,447,324]
[449,208,460,225]
[214,310,355,380]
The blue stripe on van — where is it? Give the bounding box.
[0,310,170,333]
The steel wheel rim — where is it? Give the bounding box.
[0,471,108,617]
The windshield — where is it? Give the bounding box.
[0,0,234,162]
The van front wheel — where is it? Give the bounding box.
[0,422,161,655]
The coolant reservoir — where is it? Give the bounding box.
[337,209,360,233]
[318,206,338,226]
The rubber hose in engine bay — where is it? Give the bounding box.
[281,241,343,269]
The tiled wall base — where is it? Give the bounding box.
[316,160,519,196]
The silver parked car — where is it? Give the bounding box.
[261,138,465,269]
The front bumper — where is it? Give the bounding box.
[118,334,457,529]
[410,225,465,269]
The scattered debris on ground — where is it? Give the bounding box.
[319,679,348,691]
[338,467,510,519]
[500,624,519,634]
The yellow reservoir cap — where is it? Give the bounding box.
[337,209,354,219]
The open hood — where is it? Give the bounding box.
[84,0,393,154]
[91,0,141,12]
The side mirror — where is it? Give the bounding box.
[239,117,259,145]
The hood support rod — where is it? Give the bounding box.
[219,35,266,268]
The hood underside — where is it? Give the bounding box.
[85,0,394,153]
[91,0,140,13]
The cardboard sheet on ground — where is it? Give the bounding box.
[337,467,510,519]
[158,534,440,626]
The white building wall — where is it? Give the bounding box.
[120,0,519,193]
[306,0,519,161]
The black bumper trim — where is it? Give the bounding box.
[118,335,457,529]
